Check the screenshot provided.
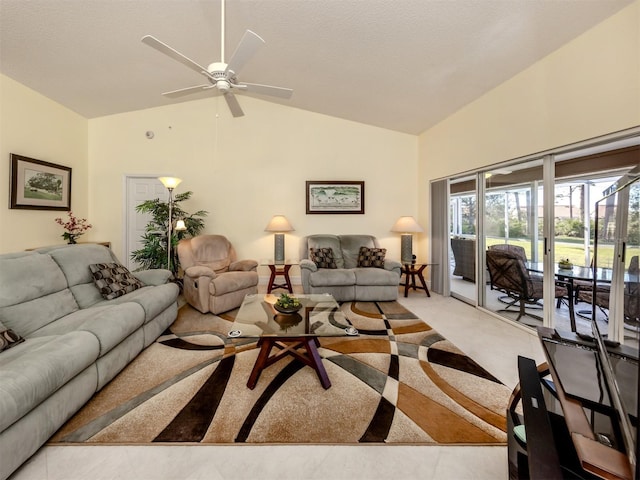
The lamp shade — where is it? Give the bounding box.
[390,216,423,233]
[265,215,294,232]
[158,177,182,189]
[174,219,187,231]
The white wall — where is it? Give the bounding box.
[0,74,88,253]
[88,95,418,269]
[417,0,640,256]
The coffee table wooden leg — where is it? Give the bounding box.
[303,337,331,389]
[247,338,274,389]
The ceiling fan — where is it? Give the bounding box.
[141,0,292,118]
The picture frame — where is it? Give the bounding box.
[306,181,365,214]
[10,154,72,210]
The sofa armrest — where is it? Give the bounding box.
[299,259,318,272]
[132,269,172,286]
[384,260,402,275]
[184,265,216,279]
[229,259,258,272]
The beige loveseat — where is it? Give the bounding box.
[299,234,401,302]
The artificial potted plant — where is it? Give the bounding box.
[131,191,207,276]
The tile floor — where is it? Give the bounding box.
[10,292,545,480]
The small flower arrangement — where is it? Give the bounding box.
[55,211,92,244]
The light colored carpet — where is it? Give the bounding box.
[50,301,511,445]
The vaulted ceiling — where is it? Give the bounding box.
[0,0,632,134]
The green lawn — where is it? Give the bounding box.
[24,188,62,201]
[486,237,616,267]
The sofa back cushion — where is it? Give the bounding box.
[45,244,120,308]
[305,235,344,269]
[0,252,79,336]
[339,235,378,269]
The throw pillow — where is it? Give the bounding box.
[0,327,24,353]
[357,246,386,268]
[89,263,145,300]
[309,247,337,269]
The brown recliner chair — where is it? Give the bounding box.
[177,235,259,314]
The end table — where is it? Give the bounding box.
[400,262,435,297]
[262,260,298,293]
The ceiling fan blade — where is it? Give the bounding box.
[224,30,264,75]
[142,35,212,79]
[162,85,214,98]
[224,93,244,117]
[240,82,293,99]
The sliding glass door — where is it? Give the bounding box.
[480,160,547,328]
[449,177,477,304]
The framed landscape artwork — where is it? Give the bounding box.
[10,154,72,210]
[306,181,365,214]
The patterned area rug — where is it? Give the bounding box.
[50,301,510,445]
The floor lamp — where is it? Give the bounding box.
[158,177,182,271]
[391,216,423,264]
[265,215,294,263]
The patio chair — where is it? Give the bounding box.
[486,249,568,323]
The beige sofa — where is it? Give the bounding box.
[0,244,179,480]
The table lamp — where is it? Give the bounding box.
[391,216,423,263]
[265,215,294,263]
[158,176,182,271]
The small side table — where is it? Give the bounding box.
[262,261,298,293]
[400,263,435,298]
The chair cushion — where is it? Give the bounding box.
[309,247,338,269]
[210,271,258,296]
[89,263,145,300]
[357,246,386,268]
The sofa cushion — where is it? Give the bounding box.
[28,303,145,356]
[0,253,78,337]
[338,235,377,269]
[45,244,117,287]
[357,246,386,268]
[307,235,344,269]
[0,289,79,338]
[0,331,100,432]
[89,263,145,300]
[0,321,24,353]
[308,268,356,287]
[309,247,338,269]
[92,283,179,324]
[353,267,400,286]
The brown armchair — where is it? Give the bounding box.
[177,235,259,314]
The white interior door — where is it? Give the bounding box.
[125,176,167,270]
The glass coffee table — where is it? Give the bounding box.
[228,293,357,389]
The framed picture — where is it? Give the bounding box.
[306,181,365,214]
[10,154,72,210]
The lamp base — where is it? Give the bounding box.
[400,234,413,264]
[274,233,285,263]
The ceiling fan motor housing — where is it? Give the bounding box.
[208,62,236,92]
